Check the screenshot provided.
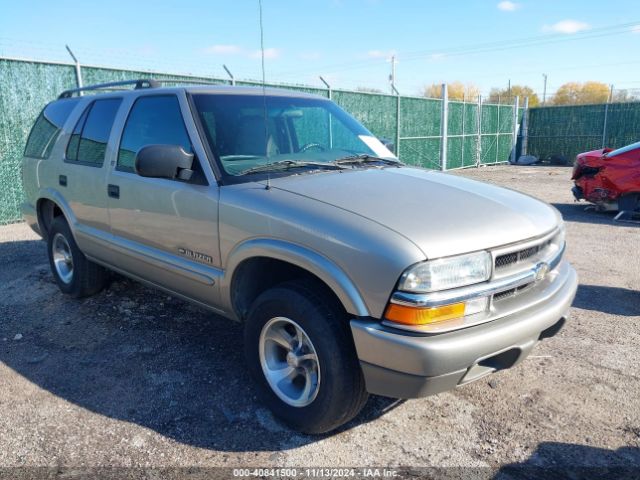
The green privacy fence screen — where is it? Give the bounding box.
[526,103,640,162]
[0,57,520,225]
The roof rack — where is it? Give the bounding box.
[58,79,160,99]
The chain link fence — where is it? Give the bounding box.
[525,100,640,162]
[0,57,522,225]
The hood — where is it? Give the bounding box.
[577,148,610,164]
[267,167,560,259]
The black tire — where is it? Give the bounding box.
[618,192,640,213]
[47,216,108,298]
[244,280,369,434]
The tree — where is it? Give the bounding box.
[579,81,610,104]
[610,89,640,103]
[422,82,480,101]
[612,89,631,103]
[551,82,581,105]
[488,85,540,106]
[552,81,610,105]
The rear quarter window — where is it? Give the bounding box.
[24,99,80,159]
[66,98,122,166]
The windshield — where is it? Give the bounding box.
[192,93,396,177]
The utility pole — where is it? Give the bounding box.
[508,79,511,100]
[609,84,614,103]
[542,74,548,106]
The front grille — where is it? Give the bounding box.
[491,229,563,303]
[495,238,553,270]
[493,282,533,302]
[495,252,517,268]
[493,288,516,301]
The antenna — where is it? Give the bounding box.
[258,0,271,190]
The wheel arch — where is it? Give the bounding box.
[222,238,370,321]
[36,190,77,241]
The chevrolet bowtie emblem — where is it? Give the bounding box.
[534,262,549,282]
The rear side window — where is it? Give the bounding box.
[24,99,80,159]
[117,95,192,171]
[66,106,90,161]
[66,98,122,166]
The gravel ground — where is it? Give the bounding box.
[0,165,639,477]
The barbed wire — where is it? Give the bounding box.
[2,37,640,106]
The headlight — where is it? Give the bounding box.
[398,251,492,293]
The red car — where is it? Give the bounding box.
[572,142,640,213]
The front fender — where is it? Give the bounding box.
[219,238,370,319]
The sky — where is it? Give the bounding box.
[2,0,640,98]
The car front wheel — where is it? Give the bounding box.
[244,281,368,434]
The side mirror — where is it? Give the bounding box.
[377,137,395,155]
[135,145,194,180]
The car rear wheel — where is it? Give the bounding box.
[47,216,108,298]
[244,280,369,434]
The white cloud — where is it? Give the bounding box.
[203,44,243,55]
[430,53,446,61]
[250,48,281,60]
[367,49,396,59]
[497,1,519,11]
[632,25,640,34]
[543,20,590,34]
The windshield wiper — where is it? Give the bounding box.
[239,160,345,176]
[333,154,403,167]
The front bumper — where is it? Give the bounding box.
[571,185,584,201]
[350,261,578,399]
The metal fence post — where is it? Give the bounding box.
[223,64,235,86]
[390,82,401,156]
[396,93,401,158]
[440,83,448,171]
[319,75,332,100]
[521,97,529,156]
[461,93,466,167]
[65,45,83,93]
[495,100,500,164]
[476,95,482,167]
[319,76,333,148]
[510,96,519,164]
[602,93,610,148]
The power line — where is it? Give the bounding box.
[4,21,640,98]
[271,20,640,78]
[401,21,640,61]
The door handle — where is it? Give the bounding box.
[107,184,120,199]
[59,175,67,187]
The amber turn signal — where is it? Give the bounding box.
[384,302,466,326]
